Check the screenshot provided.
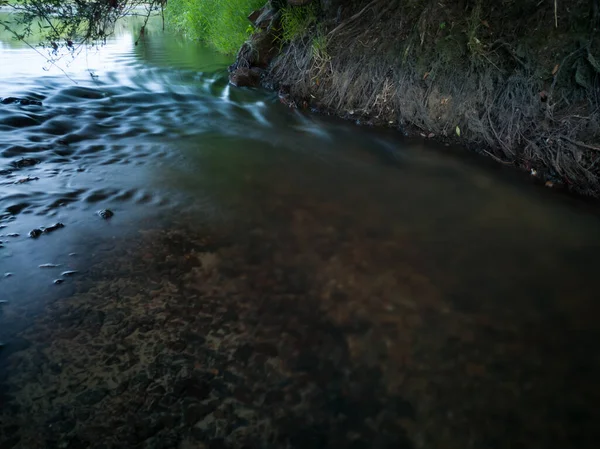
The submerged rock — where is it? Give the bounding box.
[30,223,65,238]
[1,97,43,106]
[43,222,65,233]
[14,176,39,184]
[97,209,114,219]
[11,158,40,168]
[28,229,43,238]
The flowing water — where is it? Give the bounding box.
[1,11,600,449]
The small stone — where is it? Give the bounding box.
[14,176,38,184]
[6,233,19,237]
[29,228,43,238]
[1,97,42,106]
[97,209,114,219]
[11,157,40,168]
[43,222,65,233]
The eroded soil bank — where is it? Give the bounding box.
[232,0,600,196]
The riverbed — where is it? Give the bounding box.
[1,12,599,449]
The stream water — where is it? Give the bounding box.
[1,12,599,449]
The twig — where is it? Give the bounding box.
[547,48,583,114]
[1,22,78,84]
[135,5,154,46]
[561,136,600,152]
[483,149,512,165]
[327,0,379,39]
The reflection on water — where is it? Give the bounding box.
[1,12,600,449]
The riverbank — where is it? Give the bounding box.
[230,0,600,196]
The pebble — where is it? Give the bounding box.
[1,97,42,106]
[43,222,65,233]
[29,229,43,238]
[11,157,41,168]
[97,209,114,219]
[29,223,65,238]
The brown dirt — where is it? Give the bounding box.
[263,0,600,196]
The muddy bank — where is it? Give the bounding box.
[231,0,600,196]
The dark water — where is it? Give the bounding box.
[1,12,600,449]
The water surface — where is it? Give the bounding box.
[1,12,599,449]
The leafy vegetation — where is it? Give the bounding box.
[280,2,319,43]
[0,0,164,47]
[165,0,264,54]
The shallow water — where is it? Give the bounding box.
[1,12,600,449]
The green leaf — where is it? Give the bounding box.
[455,125,461,137]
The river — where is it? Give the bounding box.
[1,11,599,449]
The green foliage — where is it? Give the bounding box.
[311,27,329,61]
[280,3,319,43]
[165,0,264,54]
[1,1,163,46]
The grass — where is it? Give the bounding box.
[165,0,264,54]
[280,2,319,43]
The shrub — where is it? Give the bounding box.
[165,0,265,54]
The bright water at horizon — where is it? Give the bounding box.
[1,11,600,449]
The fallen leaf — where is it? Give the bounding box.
[455,125,461,137]
[423,71,430,80]
[552,64,559,75]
